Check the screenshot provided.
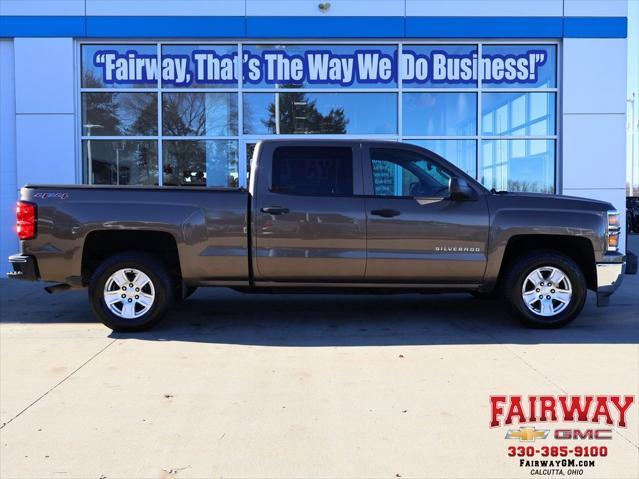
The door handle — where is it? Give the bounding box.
[260,206,290,215]
[370,208,401,218]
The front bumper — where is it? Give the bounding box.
[7,254,39,281]
[595,260,625,306]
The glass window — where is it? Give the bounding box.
[370,148,451,197]
[83,140,158,185]
[482,92,555,136]
[481,140,555,193]
[271,146,353,196]
[406,139,477,177]
[163,140,238,187]
[82,45,158,89]
[80,42,558,192]
[481,45,556,89]
[401,45,478,88]
[82,92,157,136]
[243,92,397,135]
[243,44,397,89]
[403,93,476,136]
[161,45,238,88]
[162,92,238,136]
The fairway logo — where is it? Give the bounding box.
[490,395,635,428]
[505,427,549,442]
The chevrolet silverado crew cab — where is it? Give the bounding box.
[8,140,627,331]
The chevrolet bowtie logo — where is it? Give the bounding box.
[505,427,550,441]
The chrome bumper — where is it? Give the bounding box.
[596,261,625,306]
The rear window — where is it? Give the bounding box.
[271,146,353,196]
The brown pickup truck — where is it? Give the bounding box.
[8,140,628,331]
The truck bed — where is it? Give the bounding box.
[19,185,250,286]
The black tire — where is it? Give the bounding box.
[89,251,174,332]
[504,250,587,329]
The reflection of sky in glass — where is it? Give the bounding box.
[482,45,556,88]
[243,44,397,88]
[243,92,397,135]
[482,92,555,136]
[82,44,157,88]
[403,93,476,136]
[481,140,554,193]
[402,45,478,88]
[407,139,477,177]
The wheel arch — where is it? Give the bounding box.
[81,230,182,285]
[497,235,597,291]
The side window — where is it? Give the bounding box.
[370,148,451,197]
[272,146,353,196]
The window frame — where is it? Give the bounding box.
[76,39,560,192]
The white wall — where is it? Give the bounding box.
[0,40,18,275]
[562,38,628,252]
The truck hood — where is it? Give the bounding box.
[487,191,615,213]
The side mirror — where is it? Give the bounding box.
[449,177,476,201]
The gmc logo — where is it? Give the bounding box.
[554,429,613,440]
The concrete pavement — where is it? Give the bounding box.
[1,237,638,479]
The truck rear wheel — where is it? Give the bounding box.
[504,250,586,329]
[89,252,174,332]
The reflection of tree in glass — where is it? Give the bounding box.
[82,71,157,136]
[82,71,121,135]
[125,95,157,136]
[507,180,553,194]
[263,91,348,134]
[162,93,237,136]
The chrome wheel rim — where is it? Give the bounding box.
[521,266,572,317]
[103,268,155,319]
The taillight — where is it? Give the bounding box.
[16,201,36,240]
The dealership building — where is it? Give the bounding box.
[0,1,630,274]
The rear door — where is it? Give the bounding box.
[252,142,366,281]
[363,144,490,282]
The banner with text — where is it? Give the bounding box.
[88,45,555,88]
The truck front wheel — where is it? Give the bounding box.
[504,251,587,328]
[89,252,174,332]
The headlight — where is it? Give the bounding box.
[606,210,620,252]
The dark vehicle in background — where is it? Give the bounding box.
[627,196,639,233]
[8,140,630,331]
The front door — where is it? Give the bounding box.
[253,142,366,281]
[363,145,490,283]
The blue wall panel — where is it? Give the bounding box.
[86,16,246,38]
[246,16,405,38]
[0,15,629,39]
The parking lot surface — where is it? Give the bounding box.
[1,237,638,479]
